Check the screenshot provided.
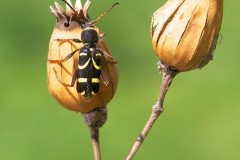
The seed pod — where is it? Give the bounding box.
[151,0,223,71]
[47,0,118,113]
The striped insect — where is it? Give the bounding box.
[49,1,119,97]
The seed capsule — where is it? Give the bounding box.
[47,0,118,112]
[151,0,223,71]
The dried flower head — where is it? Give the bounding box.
[47,0,118,112]
[151,0,223,71]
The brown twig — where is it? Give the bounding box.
[89,128,101,160]
[82,107,108,160]
[125,60,178,160]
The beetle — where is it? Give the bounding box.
[48,0,119,97]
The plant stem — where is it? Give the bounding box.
[89,127,101,160]
[125,61,178,160]
[82,107,108,160]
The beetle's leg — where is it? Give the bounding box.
[55,38,81,48]
[62,48,80,61]
[55,38,74,47]
[55,38,82,43]
[72,38,82,43]
[100,71,110,86]
[98,48,117,63]
[48,48,80,64]
[53,67,77,87]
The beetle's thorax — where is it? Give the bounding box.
[81,26,99,45]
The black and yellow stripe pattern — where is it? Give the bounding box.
[76,45,102,97]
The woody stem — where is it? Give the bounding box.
[89,128,101,160]
[82,107,108,160]
[125,60,178,160]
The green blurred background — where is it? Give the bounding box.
[0,0,239,159]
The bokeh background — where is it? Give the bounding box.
[0,0,239,159]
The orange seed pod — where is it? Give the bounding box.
[47,0,118,113]
[151,0,223,71]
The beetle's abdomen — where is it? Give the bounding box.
[77,47,102,97]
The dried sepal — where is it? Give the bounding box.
[151,0,223,71]
[47,0,118,112]
[65,0,74,15]
[83,0,91,17]
[75,0,82,12]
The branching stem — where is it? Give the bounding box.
[125,60,178,160]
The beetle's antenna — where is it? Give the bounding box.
[61,0,76,12]
[91,2,119,24]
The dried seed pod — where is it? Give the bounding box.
[47,0,118,112]
[151,0,223,71]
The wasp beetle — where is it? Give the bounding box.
[49,0,119,97]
